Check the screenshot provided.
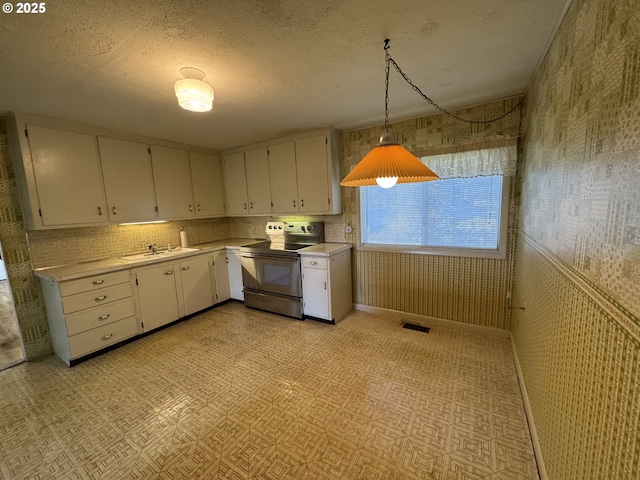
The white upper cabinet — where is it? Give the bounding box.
[268,141,298,213]
[98,137,157,223]
[221,128,342,216]
[244,147,272,214]
[24,125,109,227]
[295,134,333,213]
[222,152,249,215]
[190,152,225,217]
[150,145,195,220]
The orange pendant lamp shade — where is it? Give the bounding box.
[340,133,439,187]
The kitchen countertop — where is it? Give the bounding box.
[34,238,261,282]
[298,243,352,256]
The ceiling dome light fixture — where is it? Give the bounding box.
[174,67,214,112]
[341,39,524,188]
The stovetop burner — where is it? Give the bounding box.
[241,222,324,255]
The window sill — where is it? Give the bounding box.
[356,243,506,259]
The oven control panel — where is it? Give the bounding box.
[265,221,324,243]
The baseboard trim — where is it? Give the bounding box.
[353,304,510,339]
[510,333,548,480]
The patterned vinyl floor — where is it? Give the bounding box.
[0,302,539,479]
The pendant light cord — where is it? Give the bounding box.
[383,39,524,125]
[384,40,391,132]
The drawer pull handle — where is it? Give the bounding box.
[189,204,193,212]
[324,281,327,290]
[165,271,174,275]
[182,266,190,271]
[101,334,113,341]
[92,280,104,285]
[95,295,107,302]
[98,314,110,321]
[310,261,317,265]
[112,206,117,215]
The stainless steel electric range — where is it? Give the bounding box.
[239,221,324,319]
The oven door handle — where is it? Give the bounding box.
[241,252,299,262]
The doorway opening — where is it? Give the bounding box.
[0,242,25,371]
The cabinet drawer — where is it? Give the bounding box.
[62,283,132,314]
[60,270,130,297]
[68,316,138,359]
[301,256,328,269]
[65,298,135,336]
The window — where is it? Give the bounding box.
[358,146,515,258]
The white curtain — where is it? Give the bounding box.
[422,145,517,179]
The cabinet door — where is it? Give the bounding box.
[190,152,225,217]
[268,142,298,213]
[180,256,214,315]
[295,134,330,213]
[150,145,195,219]
[98,137,157,222]
[222,152,249,215]
[136,263,180,332]
[211,250,231,303]
[26,125,108,226]
[302,267,330,319]
[244,147,272,214]
[226,248,244,301]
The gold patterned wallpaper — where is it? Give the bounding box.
[514,0,640,478]
[342,98,522,330]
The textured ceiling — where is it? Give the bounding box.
[0,0,570,150]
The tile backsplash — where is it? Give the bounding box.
[28,214,346,269]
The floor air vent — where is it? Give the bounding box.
[402,322,430,333]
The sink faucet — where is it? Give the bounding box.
[148,244,158,254]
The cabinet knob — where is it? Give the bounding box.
[101,334,113,341]
[165,271,174,275]
[182,266,190,271]
[92,280,104,285]
[95,295,107,302]
[98,314,110,321]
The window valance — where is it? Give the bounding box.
[422,145,517,179]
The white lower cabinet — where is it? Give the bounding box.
[39,247,254,366]
[211,250,231,303]
[179,255,214,316]
[301,249,352,323]
[134,261,181,333]
[226,247,244,300]
[134,252,227,333]
[40,270,137,366]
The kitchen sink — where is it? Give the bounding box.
[120,247,200,262]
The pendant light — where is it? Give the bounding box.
[340,40,439,188]
[174,67,214,112]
